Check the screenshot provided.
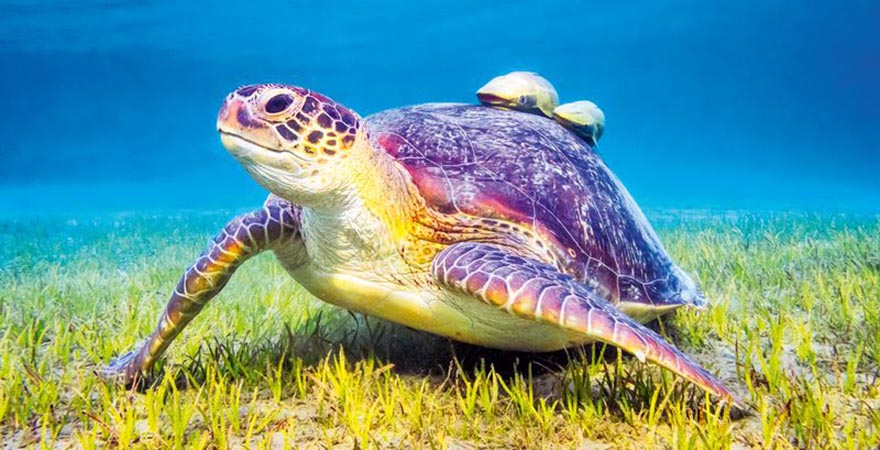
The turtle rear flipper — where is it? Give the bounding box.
[101,199,304,384]
[431,242,743,409]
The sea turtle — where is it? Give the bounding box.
[476,71,559,117]
[553,100,606,146]
[103,83,740,406]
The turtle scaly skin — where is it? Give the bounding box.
[104,83,741,407]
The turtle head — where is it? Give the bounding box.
[217,84,365,206]
[476,71,559,117]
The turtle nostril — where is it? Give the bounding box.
[265,94,294,114]
[237,107,253,128]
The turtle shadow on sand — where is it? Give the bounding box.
[137,312,746,420]
[335,316,748,420]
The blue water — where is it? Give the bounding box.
[0,0,877,214]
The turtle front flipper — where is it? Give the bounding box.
[102,198,304,384]
[431,242,743,408]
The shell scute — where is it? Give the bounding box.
[367,104,701,309]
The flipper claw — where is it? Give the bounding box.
[100,346,143,385]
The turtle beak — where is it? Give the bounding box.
[217,93,233,131]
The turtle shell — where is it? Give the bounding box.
[366,103,704,310]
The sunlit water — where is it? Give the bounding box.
[0,0,877,214]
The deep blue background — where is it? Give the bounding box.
[0,0,878,213]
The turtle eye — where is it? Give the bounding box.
[265,94,294,114]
